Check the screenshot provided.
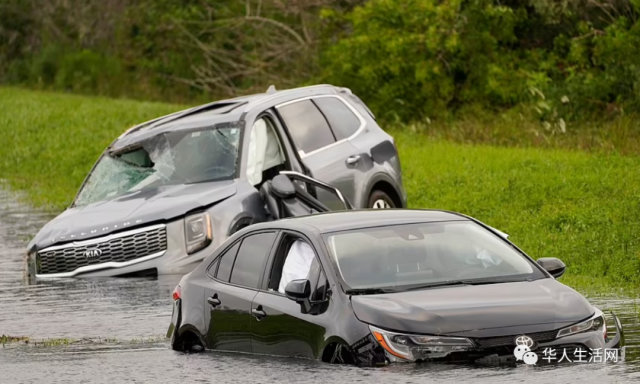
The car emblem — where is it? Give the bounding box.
[84,248,102,259]
[514,335,535,348]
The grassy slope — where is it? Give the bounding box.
[1,87,638,290]
[393,130,640,290]
[0,87,182,209]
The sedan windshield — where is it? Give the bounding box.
[323,221,544,292]
[73,126,240,207]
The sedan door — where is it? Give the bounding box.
[275,97,364,210]
[250,233,331,359]
[204,231,277,352]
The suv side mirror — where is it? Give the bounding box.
[284,279,310,303]
[537,257,566,278]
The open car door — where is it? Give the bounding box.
[259,171,353,221]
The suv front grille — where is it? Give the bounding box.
[36,225,167,275]
[473,329,559,349]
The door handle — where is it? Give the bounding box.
[251,306,267,321]
[207,294,221,308]
[346,155,361,165]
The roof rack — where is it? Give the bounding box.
[266,85,277,94]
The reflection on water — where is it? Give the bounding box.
[1,186,639,383]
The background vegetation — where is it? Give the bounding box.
[3,0,640,137]
[1,88,638,289]
[2,1,640,289]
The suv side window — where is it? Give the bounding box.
[214,241,240,282]
[229,232,277,289]
[277,100,336,154]
[313,97,362,141]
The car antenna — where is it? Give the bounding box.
[266,85,276,94]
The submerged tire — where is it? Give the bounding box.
[367,190,395,209]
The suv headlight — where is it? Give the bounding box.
[184,212,212,254]
[556,313,606,339]
[369,325,474,361]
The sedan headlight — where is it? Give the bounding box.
[369,325,474,361]
[184,212,212,254]
[556,313,606,339]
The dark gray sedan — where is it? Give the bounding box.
[167,209,624,366]
[25,84,406,279]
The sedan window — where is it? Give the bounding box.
[277,100,336,154]
[277,239,317,294]
[265,234,324,296]
[323,221,544,291]
[229,232,277,289]
[215,241,240,282]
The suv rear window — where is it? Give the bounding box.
[313,97,361,141]
[277,100,336,154]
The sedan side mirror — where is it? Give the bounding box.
[284,279,311,303]
[537,257,566,279]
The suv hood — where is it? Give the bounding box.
[30,180,237,249]
[350,279,594,338]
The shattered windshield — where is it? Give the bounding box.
[73,125,241,207]
[323,221,544,291]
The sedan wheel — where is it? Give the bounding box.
[368,190,395,209]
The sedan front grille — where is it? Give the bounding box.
[473,329,559,349]
[36,225,167,275]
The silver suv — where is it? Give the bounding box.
[25,84,407,279]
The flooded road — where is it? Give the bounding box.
[1,186,639,383]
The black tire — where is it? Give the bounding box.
[367,190,396,209]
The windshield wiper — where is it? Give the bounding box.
[402,277,534,291]
[401,280,472,291]
[345,287,398,295]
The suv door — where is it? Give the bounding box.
[275,97,364,210]
[250,232,331,359]
[203,231,277,352]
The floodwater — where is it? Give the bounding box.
[1,186,639,383]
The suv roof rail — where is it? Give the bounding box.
[266,85,277,94]
[239,84,338,120]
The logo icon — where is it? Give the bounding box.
[522,351,539,365]
[83,248,102,259]
[514,335,538,365]
[514,344,531,361]
[515,335,535,348]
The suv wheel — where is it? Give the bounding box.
[368,190,395,209]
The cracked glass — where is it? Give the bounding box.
[73,125,241,207]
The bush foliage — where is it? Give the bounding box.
[320,0,640,123]
[3,0,640,124]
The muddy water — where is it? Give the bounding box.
[1,186,640,383]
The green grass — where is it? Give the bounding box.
[398,109,640,156]
[0,334,164,348]
[393,130,640,289]
[0,87,184,211]
[1,87,639,290]
[1,335,29,345]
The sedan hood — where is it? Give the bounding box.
[351,279,594,338]
[30,180,237,249]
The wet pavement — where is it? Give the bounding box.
[1,185,640,383]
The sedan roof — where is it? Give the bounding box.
[269,209,470,233]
